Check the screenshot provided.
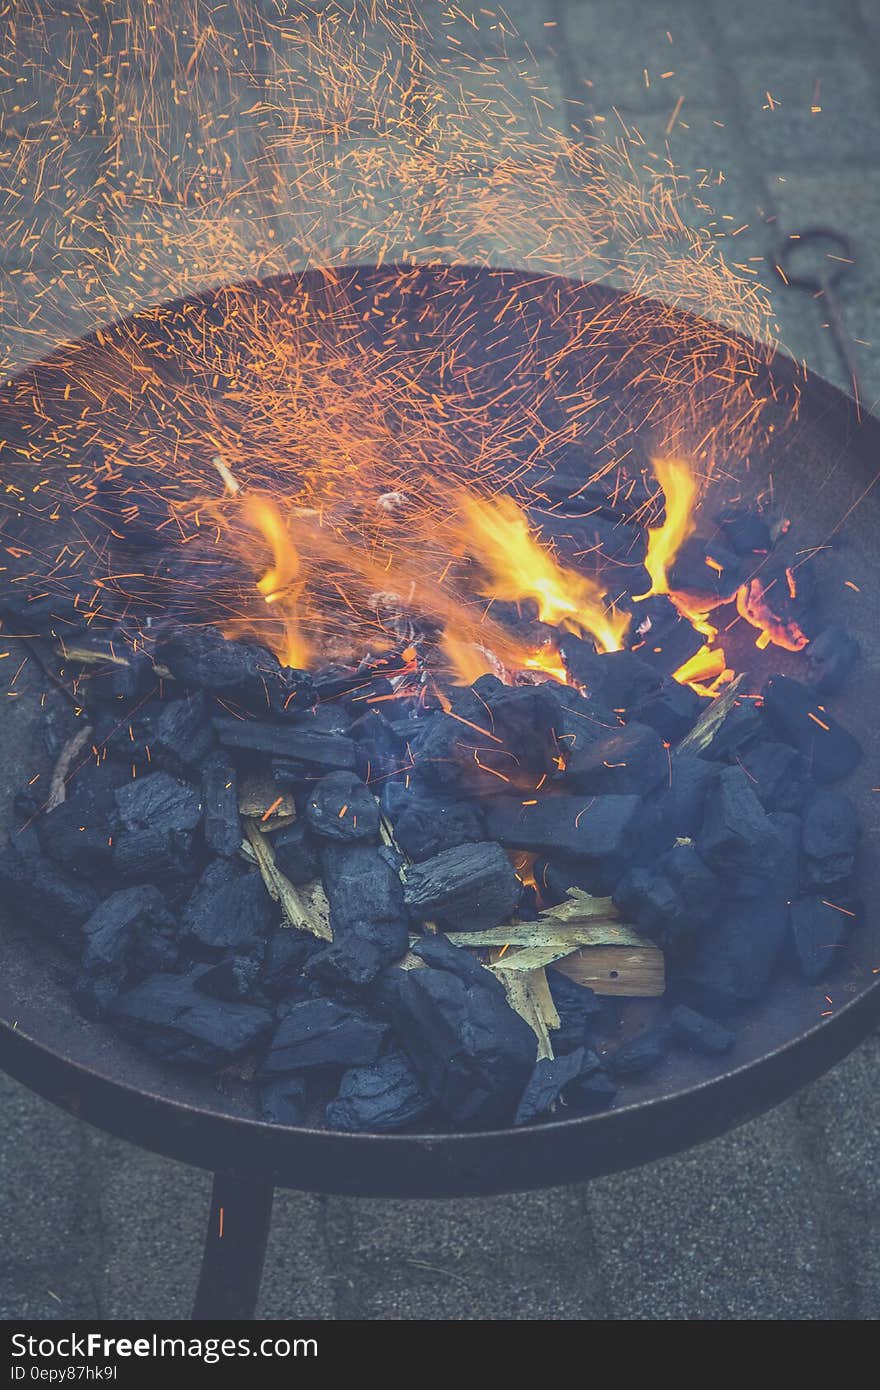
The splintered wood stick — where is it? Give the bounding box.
[677,672,744,754]
[553,945,665,997]
[488,952,559,1060]
[46,723,93,811]
[243,819,332,940]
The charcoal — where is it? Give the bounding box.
[629,596,705,673]
[213,716,356,772]
[547,970,604,1052]
[766,811,803,905]
[349,708,407,774]
[109,972,273,1068]
[614,842,717,956]
[715,506,771,555]
[565,1068,617,1113]
[668,536,743,602]
[678,897,788,1013]
[81,884,177,989]
[659,841,720,922]
[637,754,718,852]
[0,839,100,947]
[697,765,778,882]
[401,841,521,932]
[561,643,660,711]
[200,754,240,858]
[194,950,265,1001]
[114,770,203,835]
[737,740,813,814]
[104,690,214,772]
[309,843,409,987]
[802,790,860,886]
[788,896,854,980]
[669,1004,735,1055]
[261,997,389,1075]
[326,1052,432,1132]
[384,962,537,1127]
[304,770,380,843]
[737,562,818,651]
[761,676,862,783]
[272,822,319,884]
[610,1027,669,1078]
[461,677,564,773]
[261,928,324,999]
[631,680,702,742]
[259,1076,306,1127]
[563,720,668,797]
[111,827,195,882]
[182,859,277,955]
[392,793,486,862]
[38,797,118,878]
[536,854,624,900]
[410,932,502,989]
[291,704,353,736]
[408,712,530,795]
[485,792,640,863]
[515,1046,601,1125]
[157,625,289,706]
[698,701,764,762]
[805,626,860,695]
[86,649,156,704]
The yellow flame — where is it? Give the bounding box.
[452,491,629,653]
[242,495,309,669]
[672,643,729,698]
[635,456,699,600]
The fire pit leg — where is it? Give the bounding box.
[192,1173,274,1320]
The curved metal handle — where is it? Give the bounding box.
[772,226,855,292]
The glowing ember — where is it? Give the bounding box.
[735,575,811,651]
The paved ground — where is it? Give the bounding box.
[1,0,879,1320]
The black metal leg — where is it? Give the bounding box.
[192,1172,275,1320]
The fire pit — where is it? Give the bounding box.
[1,264,877,1318]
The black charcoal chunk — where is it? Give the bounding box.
[697,765,776,881]
[565,1068,617,1113]
[38,797,118,878]
[802,790,860,885]
[194,950,265,1001]
[547,970,604,1053]
[679,897,788,1013]
[459,678,564,774]
[410,932,502,989]
[201,755,240,857]
[614,842,717,956]
[259,1076,306,1127]
[0,839,100,946]
[140,691,216,771]
[564,720,668,797]
[562,644,660,711]
[182,860,277,954]
[637,755,717,852]
[485,793,640,862]
[515,1046,601,1125]
[261,928,323,999]
[669,1004,735,1055]
[111,827,194,882]
[789,896,855,980]
[392,793,486,863]
[326,1052,431,1133]
[156,624,286,703]
[213,716,356,772]
[698,701,764,762]
[407,713,519,794]
[631,680,702,742]
[629,596,705,673]
[401,841,521,932]
[86,649,156,704]
[715,506,771,555]
[304,770,380,843]
[261,997,389,1075]
[668,536,743,602]
[659,841,720,922]
[271,822,319,884]
[610,1027,668,1078]
[805,626,860,695]
[737,741,813,814]
[114,770,202,835]
[81,884,177,990]
[309,843,409,987]
[762,676,862,783]
[109,973,273,1068]
[385,963,536,1127]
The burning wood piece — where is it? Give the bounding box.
[630,596,706,674]
[802,790,861,886]
[201,754,241,857]
[788,896,858,980]
[761,675,862,783]
[109,972,273,1068]
[326,1053,432,1133]
[805,626,860,695]
[271,822,319,884]
[243,820,332,941]
[485,793,641,864]
[260,998,389,1076]
[668,536,744,604]
[736,561,818,652]
[0,839,100,948]
[306,843,409,988]
[669,1005,736,1056]
[563,720,668,797]
[305,770,380,843]
[182,860,277,956]
[377,959,537,1128]
[514,1046,602,1126]
[401,841,522,932]
[214,716,357,773]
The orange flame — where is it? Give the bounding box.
[735,577,810,652]
[242,495,309,670]
[452,491,629,653]
[634,456,699,601]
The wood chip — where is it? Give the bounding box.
[488,951,558,1060]
[677,672,744,754]
[553,945,665,996]
[243,819,332,940]
[238,774,296,826]
[46,722,93,811]
[441,921,643,950]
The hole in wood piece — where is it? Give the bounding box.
[609,970,620,979]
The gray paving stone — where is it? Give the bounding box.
[732,54,880,165]
[258,1192,336,1319]
[710,0,863,49]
